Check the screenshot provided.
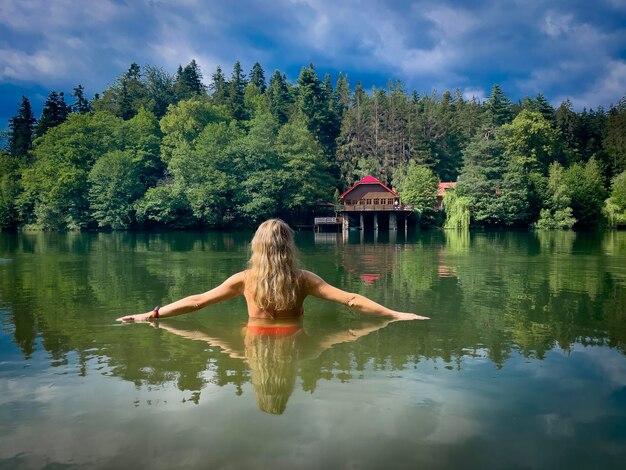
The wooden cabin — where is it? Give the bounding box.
[339,175,401,210]
[337,175,412,230]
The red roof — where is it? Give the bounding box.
[339,175,398,199]
[437,182,457,197]
[359,274,380,286]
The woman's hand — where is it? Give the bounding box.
[116,312,154,322]
[390,312,430,321]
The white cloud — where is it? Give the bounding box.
[0,48,68,81]
[555,60,626,109]
[542,12,574,37]
[0,0,122,32]
[463,87,486,102]
[423,6,477,39]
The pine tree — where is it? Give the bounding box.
[8,96,36,158]
[604,95,626,176]
[456,127,508,225]
[228,61,248,120]
[249,62,266,93]
[335,73,350,117]
[336,81,370,185]
[485,84,512,126]
[175,60,206,100]
[93,63,148,120]
[71,84,91,114]
[267,70,292,125]
[209,66,229,105]
[556,99,577,149]
[119,63,147,120]
[35,91,69,137]
[297,65,341,170]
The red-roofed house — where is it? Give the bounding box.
[436,182,457,210]
[336,175,413,231]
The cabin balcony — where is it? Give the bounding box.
[336,204,413,212]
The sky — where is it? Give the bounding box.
[1,0,626,130]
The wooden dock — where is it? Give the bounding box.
[314,217,343,232]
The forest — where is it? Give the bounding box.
[1,60,626,231]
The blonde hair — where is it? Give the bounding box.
[246,219,301,313]
[245,332,298,414]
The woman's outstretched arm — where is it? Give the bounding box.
[302,270,429,321]
[117,271,246,322]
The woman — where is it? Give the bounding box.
[117,219,429,323]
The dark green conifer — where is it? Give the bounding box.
[35,91,69,137]
[8,96,36,158]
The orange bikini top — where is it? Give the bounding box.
[246,324,302,336]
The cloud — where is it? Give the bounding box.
[554,60,626,109]
[542,11,574,37]
[0,48,67,80]
[1,0,626,128]
[463,87,486,102]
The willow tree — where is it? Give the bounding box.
[443,189,470,230]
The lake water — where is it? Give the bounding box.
[1,229,625,469]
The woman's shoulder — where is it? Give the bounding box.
[225,270,248,286]
[297,270,323,286]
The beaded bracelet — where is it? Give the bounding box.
[150,305,160,319]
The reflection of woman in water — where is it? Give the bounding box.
[119,218,428,414]
[156,316,398,414]
[245,327,298,415]
[118,219,429,323]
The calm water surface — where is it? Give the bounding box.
[1,230,625,469]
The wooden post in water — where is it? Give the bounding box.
[359,213,364,230]
[374,213,378,231]
[390,212,397,231]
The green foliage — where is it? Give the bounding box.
[35,91,69,137]
[249,62,266,94]
[394,162,438,220]
[499,167,531,226]
[70,84,92,114]
[8,96,36,159]
[6,59,622,231]
[501,110,561,174]
[564,157,607,228]
[20,112,125,229]
[143,66,176,119]
[88,150,142,229]
[535,162,576,230]
[0,152,21,229]
[604,95,626,176]
[267,70,292,125]
[535,207,576,229]
[457,129,507,225]
[93,63,149,120]
[610,170,626,208]
[278,116,335,213]
[443,189,470,230]
[604,170,626,226]
[297,65,340,159]
[486,84,512,126]
[135,182,195,228]
[159,98,229,162]
[174,60,206,101]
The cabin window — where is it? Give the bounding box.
[387,199,393,205]
[366,199,371,204]
[373,198,379,205]
[346,199,351,205]
[359,199,365,205]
